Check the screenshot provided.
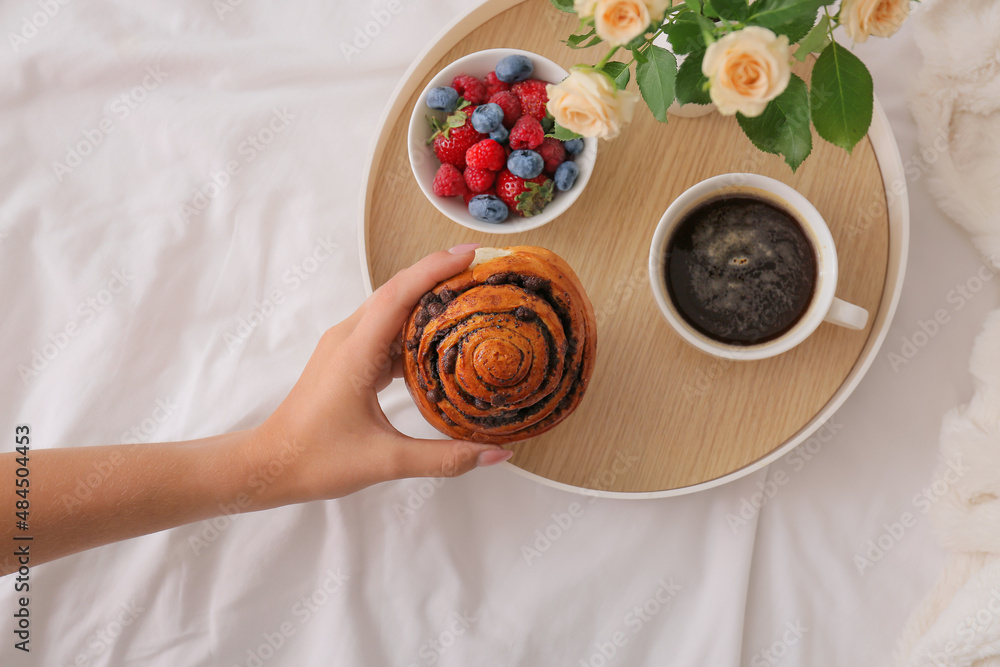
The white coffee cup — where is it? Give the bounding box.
[648,173,869,361]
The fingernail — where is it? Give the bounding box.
[448,243,480,255]
[477,448,513,467]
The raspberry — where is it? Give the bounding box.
[465,139,505,171]
[464,166,496,193]
[536,137,567,174]
[509,115,544,150]
[432,163,467,197]
[484,71,510,97]
[488,91,522,128]
[452,75,488,104]
[511,79,548,121]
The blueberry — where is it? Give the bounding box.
[426,86,459,112]
[554,161,579,191]
[469,195,509,224]
[507,150,543,179]
[471,103,503,133]
[495,54,533,83]
[490,125,509,144]
[563,138,584,155]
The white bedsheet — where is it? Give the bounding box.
[0,1,991,665]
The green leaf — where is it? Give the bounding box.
[565,28,597,48]
[675,51,712,106]
[809,41,873,153]
[737,74,812,171]
[549,0,576,12]
[693,12,718,45]
[636,45,677,123]
[706,0,749,21]
[749,0,825,30]
[551,123,583,140]
[683,0,702,12]
[602,61,631,89]
[794,13,830,61]
[663,13,703,54]
[631,45,648,64]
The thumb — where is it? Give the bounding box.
[389,435,513,479]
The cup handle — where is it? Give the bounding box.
[825,297,869,330]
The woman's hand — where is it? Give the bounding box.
[247,243,513,505]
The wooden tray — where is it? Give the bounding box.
[360,0,908,497]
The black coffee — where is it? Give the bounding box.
[665,194,817,345]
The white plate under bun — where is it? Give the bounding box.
[407,48,597,234]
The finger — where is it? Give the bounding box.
[388,434,512,479]
[349,245,479,364]
[390,354,404,379]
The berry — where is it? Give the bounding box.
[432,163,467,197]
[495,55,534,83]
[488,91,522,128]
[484,72,510,97]
[511,79,549,121]
[509,115,544,150]
[554,161,579,191]
[426,86,459,112]
[507,150,544,179]
[465,139,505,171]
[536,137,566,174]
[431,114,486,168]
[496,169,554,217]
[464,186,494,205]
[471,103,503,133]
[468,194,509,223]
[464,166,496,193]
[563,138,584,155]
[452,74,488,104]
[490,125,509,144]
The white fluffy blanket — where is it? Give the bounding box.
[897,1,1000,665]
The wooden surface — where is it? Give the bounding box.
[364,0,890,493]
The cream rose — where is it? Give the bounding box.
[546,68,639,139]
[574,0,598,16]
[702,26,791,117]
[841,0,909,43]
[591,0,671,46]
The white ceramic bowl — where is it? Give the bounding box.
[407,48,597,234]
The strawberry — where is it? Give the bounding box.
[536,137,566,174]
[484,71,510,97]
[432,163,467,197]
[464,166,496,193]
[488,91,522,128]
[465,139,505,171]
[452,74,488,104]
[429,103,486,169]
[495,169,553,217]
[511,79,548,121]
[509,115,544,151]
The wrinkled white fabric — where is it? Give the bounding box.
[0,1,981,665]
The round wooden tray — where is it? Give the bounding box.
[360,0,908,497]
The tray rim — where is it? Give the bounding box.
[357,0,910,499]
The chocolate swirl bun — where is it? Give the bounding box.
[402,246,597,445]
